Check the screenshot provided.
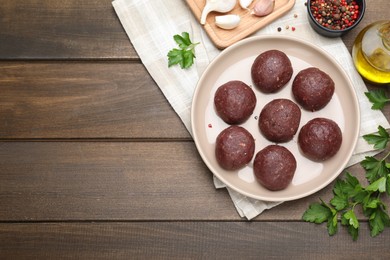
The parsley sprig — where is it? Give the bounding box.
[303,89,390,241]
[167,32,199,69]
[365,89,390,110]
[303,167,390,240]
[363,125,390,150]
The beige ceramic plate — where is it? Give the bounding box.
[191,35,360,201]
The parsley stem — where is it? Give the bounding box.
[382,151,390,161]
[187,43,200,53]
[378,151,390,167]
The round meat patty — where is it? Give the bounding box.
[292,67,335,111]
[298,118,342,161]
[253,145,297,191]
[214,80,257,124]
[215,126,255,171]
[259,99,301,142]
[251,50,293,93]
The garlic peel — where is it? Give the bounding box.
[200,0,237,25]
[215,14,241,30]
[252,0,275,17]
[239,0,254,9]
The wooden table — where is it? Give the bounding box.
[1,0,389,258]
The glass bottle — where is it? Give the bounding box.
[352,21,390,84]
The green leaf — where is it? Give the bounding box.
[387,175,390,196]
[344,173,363,197]
[352,189,368,204]
[341,214,348,226]
[327,213,338,236]
[361,156,389,183]
[330,195,348,211]
[363,125,390,149]
[332,179,347,197]
[167,48,184,68]
[342,210,359,241]
[366,176,387,193]
[365,198,381,209]
[302,202,332,224]
[331,174,363,210]
[344,210,359,229]
[173,32,191,49]
[345,172,360,188]
[365,90,390,110]
[348,225,359,241]
[182,50,195,69]
[168,32,199,69]
[362,194,376,214]
[369,207,390,237]
[361,156,381,170]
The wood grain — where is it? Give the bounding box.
[0,141,386,221]
[0,0,136,59]
[0,0,386,59]
[0,141,236,221]
[0,0,390,258]
[1,222,389,259]
[0,62,190,139]
[0,60,388,140]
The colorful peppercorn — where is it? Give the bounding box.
[310,0,360,30]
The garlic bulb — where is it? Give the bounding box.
[215,14,241,29]
[239,0,254,9]
[252,0,275,17]
[200,0,237,25]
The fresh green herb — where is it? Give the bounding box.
[363,125,390,150]
[365,89,390,110]
[302,167,390,240]
[360,152,390,183]
[167,32,199,69]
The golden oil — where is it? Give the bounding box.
[352,21,390,84]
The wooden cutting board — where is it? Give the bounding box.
[186,0,296,49]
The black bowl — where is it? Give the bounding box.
[307,0,366,37]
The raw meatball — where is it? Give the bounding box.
[215,126,255,170]
[259,99,301,142]
[251,50,293,93]
[298,118,342,161]
[292,67,335,111]
[253,145,297,191]
[214,80,257,124]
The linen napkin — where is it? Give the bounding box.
[112,0,390,219]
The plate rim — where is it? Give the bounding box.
[191,35,361,201]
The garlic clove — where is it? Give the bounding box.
[200,0,237,25]
[239,0,254,9]
[252,0,275,17]
[215,14,241,29]
[201,3,214,25]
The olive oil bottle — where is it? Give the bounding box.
[352,21,390,84]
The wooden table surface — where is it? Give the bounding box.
[1,0,389,258]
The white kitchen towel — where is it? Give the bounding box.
[112,0,390,219]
